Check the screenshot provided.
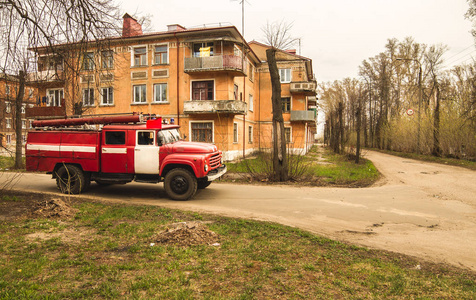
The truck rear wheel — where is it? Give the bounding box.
[56,165,88,194]
[164,168,197,200]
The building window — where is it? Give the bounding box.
[191,122,213,143]
[249,94,253,111]
[154,45,168,64]
[133,46,147,66]
[82,52,94,70]
[133,85,147,103]
[101,87,114,105]
[285,127,291,143]
[47,89,63,107]
[192,80,214,100]
[6,118,11,129]
[282,97,291,113]
[279,68,291,83]
[29,88,34,98]
[234,84,238,101]
[21,105,25,114]
[29,119,33,129]
[5,85,10,95]
[233,123,238,143]
[22,135,27,144]
[83,88,95,106]
[101,50,114,69]
[5,102,11,113]
[248,63,254,82]
[6,135,11,144]
[193,42,214,57]
[153,83,167,103]
[248,126,253,143]
[21,119,26,129]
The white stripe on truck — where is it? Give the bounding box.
[27,144,96,153]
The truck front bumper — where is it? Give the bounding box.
[205,165,227,181]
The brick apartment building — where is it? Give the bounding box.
[27,14,317,160]
[0,74,37,150]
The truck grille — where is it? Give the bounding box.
[209,152,221,169]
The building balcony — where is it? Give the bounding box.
[26,106,66,119]
[184,55,246,75]
[290,81,317,94]
[290,110,316,122]
[28,70,65,83]
[183,100,247,115]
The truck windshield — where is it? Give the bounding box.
[158,129,181,145]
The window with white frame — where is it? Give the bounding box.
[5,85,10,95]
[248,125,253,143]
[154,45,168,64]
[279,68,291,83]
[234,84,238,101]
[6,118,12,129]
[83,88,95,106]
[101,87,114,105]
[22,135,27,144]
[5,102,11,113]
[191,122,213,143]
[284,127,292,143]
[282,97,291,113]
[29,88,34,98]
[6,135,12,144]
[101,50,114,69]
[29,119,33,129]
[133,85,147,103]
[82,52,94,70]
[192,81,214,100]
[21,105,25,114]
[21,119,26,129]
[249,94,253,111]
[47,89,63,107]
[153,83,167,103]
[133,46,147,66]
[233,122,238,143]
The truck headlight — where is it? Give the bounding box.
[204,163,209,172]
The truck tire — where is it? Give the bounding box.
[56,165,87,194]
[164,168,197,201]
[197,179,212,189]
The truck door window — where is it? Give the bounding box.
[105,131,126,145]
[137,131,155,145]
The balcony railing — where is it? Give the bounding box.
[183,100,247,115]
[290,110,316,122]
[26,106,66,118]
[184,55,246,74]
[290,81,317,94]
[28,70,65,82]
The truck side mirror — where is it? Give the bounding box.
[157,135,164,146]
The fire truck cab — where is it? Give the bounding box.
[25,114,227,200]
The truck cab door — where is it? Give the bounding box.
[101,130,130,173]
[134,130,160,174]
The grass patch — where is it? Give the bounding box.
[227,146,380,187]
[0,155,15,170]
[0,195,474,299]
[375,149,476,171]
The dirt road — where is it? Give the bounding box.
[2,150,475,271]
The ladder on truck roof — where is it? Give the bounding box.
[31,113,162,129]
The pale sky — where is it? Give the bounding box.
[116,0,474,83]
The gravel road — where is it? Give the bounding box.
[2,150,475,271]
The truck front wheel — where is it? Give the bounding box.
[164,168,197,200]
[56,165,88,194]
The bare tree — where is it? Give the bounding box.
[261,20,299,181]
[0,0,121,169]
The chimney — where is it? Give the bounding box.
[122,13,143,38]
[167,24,186,32]
[286,49,297,55]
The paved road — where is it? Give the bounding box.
[2,150,475,271]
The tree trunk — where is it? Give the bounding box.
[14,71,26,169]
[356,105,361,164]
[339,102,344,154]
[432,83,441,157]
[266,48,288,181]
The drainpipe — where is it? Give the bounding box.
[258,67,261,151]
[174,32,180,125]
[243,45,246,158]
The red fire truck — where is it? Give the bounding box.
[25,114,227,200]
